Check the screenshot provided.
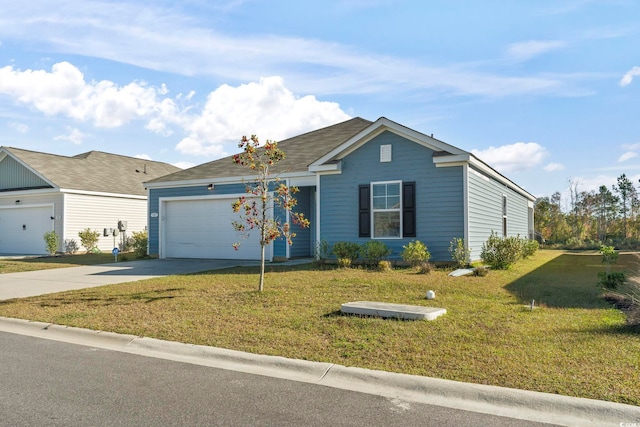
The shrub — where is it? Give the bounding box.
[78,228,101,253]
[480,232,522,270]
[119,236,134,252]
[401,240,431,268]
[449,237,470,268]
[598,271,626,290]
[417,261,433,274]
[64,238,79,255]
[314,240,331,265]
[332,242,361,263]
[43,231,59,255]
[378,260,392,272]
[521,239,539,259]
[360,241,392,266]
[131,230,148,258]
[337,258,352,268]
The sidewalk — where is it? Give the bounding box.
[1,316,638,427]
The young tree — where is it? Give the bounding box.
[231,135,310,292]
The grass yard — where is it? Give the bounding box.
[0,253,133,274]
[0,249,638,405]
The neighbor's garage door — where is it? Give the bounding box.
[0,205,53,254]
[162,198,265,260]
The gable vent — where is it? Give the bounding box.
[380,144,392,163]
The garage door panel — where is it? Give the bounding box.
[0,206,53,254]
[163,198,265,260]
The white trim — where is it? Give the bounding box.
[0,188,59,196]
[315,173,321,256]
[285,178,290,259]
[309,117,466,169]
[59,188,147,200]
[435,155,535,202]
[308,162,341,173]
[0,203,54,211]
[145,171,315,189]
[463,164,469,254]
[370,180,403,240]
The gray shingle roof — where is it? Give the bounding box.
[145,117,373,184]
[3,147,181,196]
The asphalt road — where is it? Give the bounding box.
[0,331,556,427]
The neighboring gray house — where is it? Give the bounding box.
[145,117,535,262]
[0,147,180,254]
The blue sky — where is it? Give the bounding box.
[0,0,638,203]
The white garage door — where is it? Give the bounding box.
[162,198,267,260]
[0,205,53,254]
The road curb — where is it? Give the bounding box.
[1,317,639,426]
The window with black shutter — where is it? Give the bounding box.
[402,182,416,237]
[359,181,415,238]
[359,184,370,237]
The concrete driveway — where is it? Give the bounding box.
[0,258,263,300]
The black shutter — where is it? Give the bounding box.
[359,184,370,237]
[403,182,416,237]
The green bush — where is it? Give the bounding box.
[43,231,59,255]
[480,232,522,270]
[449,237,470,268]
[360,241,392,266]
[78,228,101,253]
[401,240,431,268]
[131,230,148,258]
[521,239,539,259]
[332,242,361,263]
[598,271,626,290]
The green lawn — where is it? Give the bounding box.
[0,252,134,273]
[0,249,638,405]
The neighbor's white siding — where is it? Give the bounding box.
[63,193,147,252]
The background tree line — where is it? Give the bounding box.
[535,174,640,248]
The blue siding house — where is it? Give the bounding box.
[145,117,535,262]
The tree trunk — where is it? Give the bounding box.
[259,243,265,292]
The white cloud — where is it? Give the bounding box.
[506,40,567,61]
[8,121,29,133]
[0,61,185,130]
[175,76,351,156]
[134,153,152,160]
[544,162,565,172]
[0,2,576,98]
[620,66,640,87]
[472,142,548,173]
[618,151,638,162]
[622,142,640,151]
[54,127,86,144]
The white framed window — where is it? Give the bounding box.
[372,181,402,238]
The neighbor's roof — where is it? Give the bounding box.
[1,147,181,196]
[145,117,374,185]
